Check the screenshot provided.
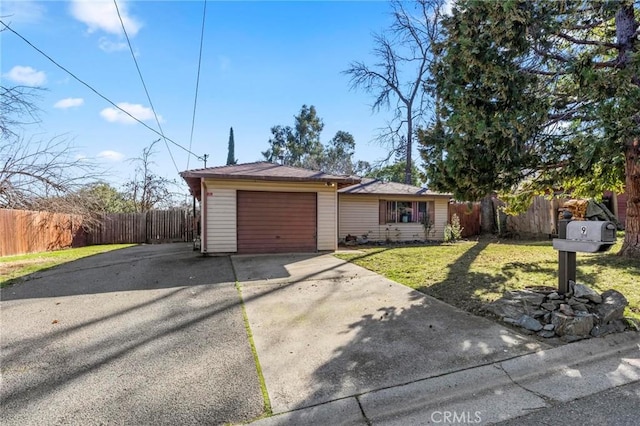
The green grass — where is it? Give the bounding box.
[234,281,272,419]
[336,238,640,321]
[0,244,136,287]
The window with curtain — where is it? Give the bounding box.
[379,200,435,224]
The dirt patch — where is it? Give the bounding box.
[0,259,45,276]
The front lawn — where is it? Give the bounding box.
[335,238,640,321]
[0,244,136,287]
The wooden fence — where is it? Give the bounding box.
[506,196,564,238]
[448,202,481,237]
[0,209,86,257]
[1,209,195,256]
[86,210,195,245]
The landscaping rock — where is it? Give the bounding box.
[530,309,547,319]
[590,324,612,338]
[611,319,628,333]
[573,283,603,304]
[559,304,575,316]
[504,290,546,306]
[568,299,589,312]
[517,315,543,332]
[486,299,529,320]
[487,284,631,342]
[552,312,594,337]
[596,290,628,324]
[562,334,588,343]
[547,292,562,300]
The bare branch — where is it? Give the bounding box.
[343,0,445,183]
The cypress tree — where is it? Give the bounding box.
[226,127,237,165]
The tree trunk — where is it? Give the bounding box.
[619,138,640,257]
[616,4,639,258]
[480,195,496,234]
[405,109,413,185]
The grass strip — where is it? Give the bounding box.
[1,244,135,287]
[234,280,273,418]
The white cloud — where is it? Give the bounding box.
[441,0,455,16]
[100,102,161,124]
[97,150,125,161]
[70,0,141,36]
[98,37,127,52]
[54,97,84,109]
[1,1,46,25]
[3,65,47,86]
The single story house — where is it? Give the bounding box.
[180,162,359,254]
[338,178,452,243]
[181,162,451,255]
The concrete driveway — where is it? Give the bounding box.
[232,253,548,417]
[1,244,263,425]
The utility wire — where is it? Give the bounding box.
[0,20,201,161]
[113,0,179,174]
[187,0,208,170]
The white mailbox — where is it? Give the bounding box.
[553,221,616,253]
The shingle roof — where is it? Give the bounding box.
[339,178,451,197]
[180,162,360,199]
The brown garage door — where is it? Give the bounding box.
[237,191,317,254]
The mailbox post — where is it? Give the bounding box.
[552,213,617,295]
[556,212,576,295]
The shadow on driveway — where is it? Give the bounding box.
[1,243,235,300]
[1,243,264,425]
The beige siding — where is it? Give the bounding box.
[317,191,337,250]
[205,179,338,252]
[206,187,237,253]
[338,196,381,240]
[433,198,448,240]
[339,194,449,242]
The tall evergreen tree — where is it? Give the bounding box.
[422,0,640,257]
[226,127,237,165]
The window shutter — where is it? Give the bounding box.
[379,200,386,225]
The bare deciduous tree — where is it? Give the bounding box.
[123,140,181,212]
[0,85,41,140]
[344,0,446,185]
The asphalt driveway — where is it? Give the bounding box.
[2,245,550,425]
[0,244,263,425]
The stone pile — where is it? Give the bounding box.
[486,282,637,342]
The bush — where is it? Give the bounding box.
[444,213,464,242]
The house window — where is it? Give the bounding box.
[379,201,435,224]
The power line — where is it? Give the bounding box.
[113,0,179,174]
[0,20,201,162]
[187,0,208,170]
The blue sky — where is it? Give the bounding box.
[2,0,415,189]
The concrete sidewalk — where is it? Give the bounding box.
[250,331,639,425]
[232,253,590,424]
